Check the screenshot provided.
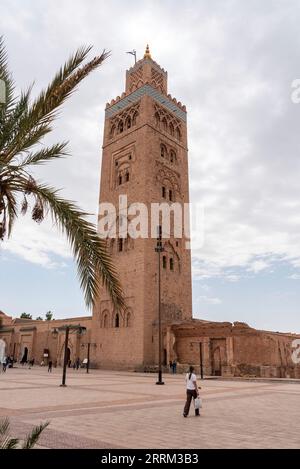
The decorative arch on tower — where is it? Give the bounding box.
[109,102,140,139]
[153,103,182,141]
[101,309,110,328]
[155,163,181,196]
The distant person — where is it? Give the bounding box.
[183,366,201,418]
[48,360,53,373]
[28,358,35,369]
[76,358,80,370]
[169,360,173,373]
[2,356,8,373]
[68,359,72,368]
[172,359,177,374]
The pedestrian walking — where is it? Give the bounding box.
[48,360,53,373]
[183,366,201,417]
[2,356,7,372]
[172,359,177,374]
[76,357,80,370]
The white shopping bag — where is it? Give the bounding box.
[194,397,202,409]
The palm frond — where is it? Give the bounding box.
[22,421,49,449]
[3,48,110,163]
[0,36,15,114]
[0,417,9,435]
[19,142,68,166]
[32,183,125,311]
[1,437,19,449]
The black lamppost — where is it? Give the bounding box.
[155,225,165,385]
[59,325,86,387]
[191,341,204,380]
[81,342,97,373]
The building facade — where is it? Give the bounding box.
[1,47,300,378]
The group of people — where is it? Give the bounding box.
[68,358,81,370]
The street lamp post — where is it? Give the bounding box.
[60,326,69,387]
[81,342,97,373]
[59,325,86,387]
[155,225,165,385]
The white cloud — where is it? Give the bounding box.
[289,273,300,280]
[197,295,222,305]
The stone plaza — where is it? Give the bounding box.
[0,366,299,449]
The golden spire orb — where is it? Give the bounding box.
[144,44,152,59]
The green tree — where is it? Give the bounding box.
[36,316,43,320]
[45,311,53,321]
[0,418,49,449]
[0,38,124,311]
[20,312,32,319]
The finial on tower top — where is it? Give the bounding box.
[144,44,152,59]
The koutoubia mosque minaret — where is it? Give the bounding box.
[91,45,192,368]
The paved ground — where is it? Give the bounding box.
[0,367,300,449]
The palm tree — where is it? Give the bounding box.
[0,38,125,310]
[0,418,49,449]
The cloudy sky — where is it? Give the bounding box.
[1,0,300,332]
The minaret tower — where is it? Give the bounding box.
[92,46,192,368]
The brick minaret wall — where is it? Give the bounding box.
[91,47,192,368]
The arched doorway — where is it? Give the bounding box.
[0,339,6,364]
[212,347,221,376]
[21,347,28,363]
[59,343,72,366]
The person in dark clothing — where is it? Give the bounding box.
[48,360,53,373]
[172,359,177,374]
[76,358,80,370]
[183,366,201,417]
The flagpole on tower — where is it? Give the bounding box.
[126,49,137,64]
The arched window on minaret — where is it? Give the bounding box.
[161,144,167,158]
[125,311,132,327]
[102,310,109,328]
[170,150,176,164]
[175,127,181,141]
[162,118,168,132]
[169,122,174,136]
[125,116,131,129]
[115,313,120,328]
[132,111,138,126]
[155,112,160,128]
[110,124,116,139]
[118,120,124,134]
